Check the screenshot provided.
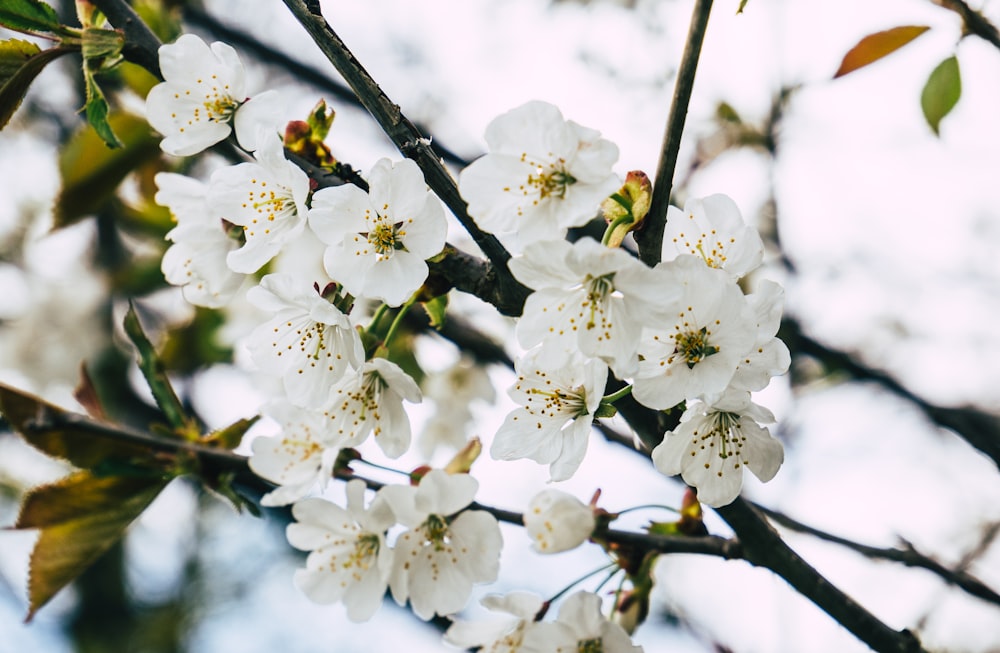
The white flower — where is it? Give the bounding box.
[527,591,643,653]
[286,480,396,621]
[209,132,311,273]
[155,172,243,307]
[459,101,620,242]
[651,389,784,507]
[662,194,764,280]
[381,470,502,620]
[145,33,282,156]
[491,349,607,482]
[633,255,756,411]
[246,273,363,409]
[325,357,422,458]
[445,592,560,652]
[523,489,595,553]
[248,400,339,507]
[310,158,446,307]
[510,237,679,378]
[729,279,791,392]
[419,356,496,457]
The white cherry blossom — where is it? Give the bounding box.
[324,357,422,458]
[381,470,502,620]
[249,400,338,507]
[209,132,311,274]
[523,489,595,553]
[309,158,446,307]
[491,348,607,482]
[526,591,643,653]
[510,237,679,378]
[662,194,764,280]
[459,100,620,242]
[155,172,243,307]
[729,279,791,392]
[651,388,784,507]
[445,592,562,652]
[246,273,363,409]
[145,33,281,156]
[633,255,756,411]
[286,480,396,621]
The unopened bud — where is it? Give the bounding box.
[600,171,652,247]
[613,588,650,635]
[444,437,482,474]
[523,489,596,554]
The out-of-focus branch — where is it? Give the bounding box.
[930,0,1000,51]
[279,0,529,315]
[756,504,1000,608]
[782,317,1000,470]
[182,7,473,168]
[635,0,714,267]
[91,0,163,78]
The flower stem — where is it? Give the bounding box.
[615,504,680,516]
[602,384,633,404]
[366,303,390,336]
[601,213,634,246]
[634,0,714,267]
[381,295,417,350]
[546,562,619,606]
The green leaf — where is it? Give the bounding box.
[84,70,121,148]
[921,55,961,136]
[202,416,259,450]
[834,25,930,78]
[122,303,191,433]
[0,39,71,130]
[423,293,448,330]
[0,382,160,469]
[0,0,62,35]
[55,112,160,227]
[15,471,167,620]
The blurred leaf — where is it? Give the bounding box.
[55,112,160,227]
[160,307,234,373]
[0,40,71,130]
[83,71,121,148]
[15,471,167,620]
[0,0,62,35]
[0,382,158,469]
[423,293,448,330]
[73,363,106,421]
[736,0,749,14]
[834,26,930,78]
[921,55,961,136]
[123,303,192,434]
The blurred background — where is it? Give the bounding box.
[1,0,999,651]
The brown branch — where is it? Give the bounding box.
[91,0,163,78]
[635,0,714,267]
[930,0,1000,51]
[782,317,1000,470]
[279,0,529,316]
[756,504,1000,608]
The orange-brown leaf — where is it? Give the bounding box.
[834,25,930,78]
[15,471,167,620]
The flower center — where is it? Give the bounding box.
[673,327,719,369]
[527,382,589,418]
[243,178,296,238]
[578,638,603,653]
[364,220,405,258]
[423,513,450,551]
[348,532,380,569]
[527,162,577,200]
[583,273,615,329]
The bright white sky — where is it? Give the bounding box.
[2,0,1000,651]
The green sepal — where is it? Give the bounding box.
[81,26,124,62]
[83,70,122,148]
[202,416,260,450]
[594,402,618,419]
[306,98,335,140]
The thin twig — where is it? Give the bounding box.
[930,0,1000,51]
[279,0,529,315]
[635,0,714,267]
[756,504,1000,608]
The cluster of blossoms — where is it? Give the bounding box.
[147,31,788,647]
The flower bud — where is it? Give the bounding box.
[523,489,596,553]
[444,437,482,474]
[600,171,652,248]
